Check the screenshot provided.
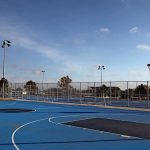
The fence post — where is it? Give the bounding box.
[94,82,96,104]
[147,81,149,108]
[46,83,48,101]
[14,83,16,98]
[36,83,38,101]
[29,83,31,100]
[127,81,129,107]
[67,84,69,103]
[109,82,112,105]
[56,84,58,102]
[80,82,82,103]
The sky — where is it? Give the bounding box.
[0,0,150,83]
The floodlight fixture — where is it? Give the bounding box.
[147,64,150,74]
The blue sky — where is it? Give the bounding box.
[0,0,150,83]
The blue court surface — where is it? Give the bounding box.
[0,100,150,150]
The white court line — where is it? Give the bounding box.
[48,115,107,134]
[48,113,140,125]
[121,135,132,138]
[48,112,146,124]
[12,109,97,149]
[12,112,143,149]
[12,117,49,150]
[48,114,83,125]
[48,114,138,139]
[12,115,75,150]
[48,114,109,134]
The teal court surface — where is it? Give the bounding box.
[1,100,150,150]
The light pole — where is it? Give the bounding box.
[98,65,105,87]
[41,70,45,92]
[147,64,150,108]
[1,40,11,98]
[98,65,105,104]
[147,64,150,74]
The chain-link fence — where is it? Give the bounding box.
[0,81,150,109]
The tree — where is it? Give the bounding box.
[100,84,108,97]
[24,80,38,95]
[90,84,109,97]
[58,76,72,88]
[0,78,9,96]
[134,84,147,99]
[0,78,8,88]
[121,88,134,99]
[58,76,72,98]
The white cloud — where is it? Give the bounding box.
[99,28,110,34]
[0,23,67,64]
[129,26,150,38]
[136,44,150,51]
[9,65,42,75]
[0,22,84,81]
[129,26,139,33]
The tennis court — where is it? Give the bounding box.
[0,99,150,150]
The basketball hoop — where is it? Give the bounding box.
[147,64,150,73]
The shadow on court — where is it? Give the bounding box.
[0,108,34,113]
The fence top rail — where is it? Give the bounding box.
[9,81,150,84]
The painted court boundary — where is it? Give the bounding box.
[10,99,150,150]
[12,113,142,150]
[12,114,85,150]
